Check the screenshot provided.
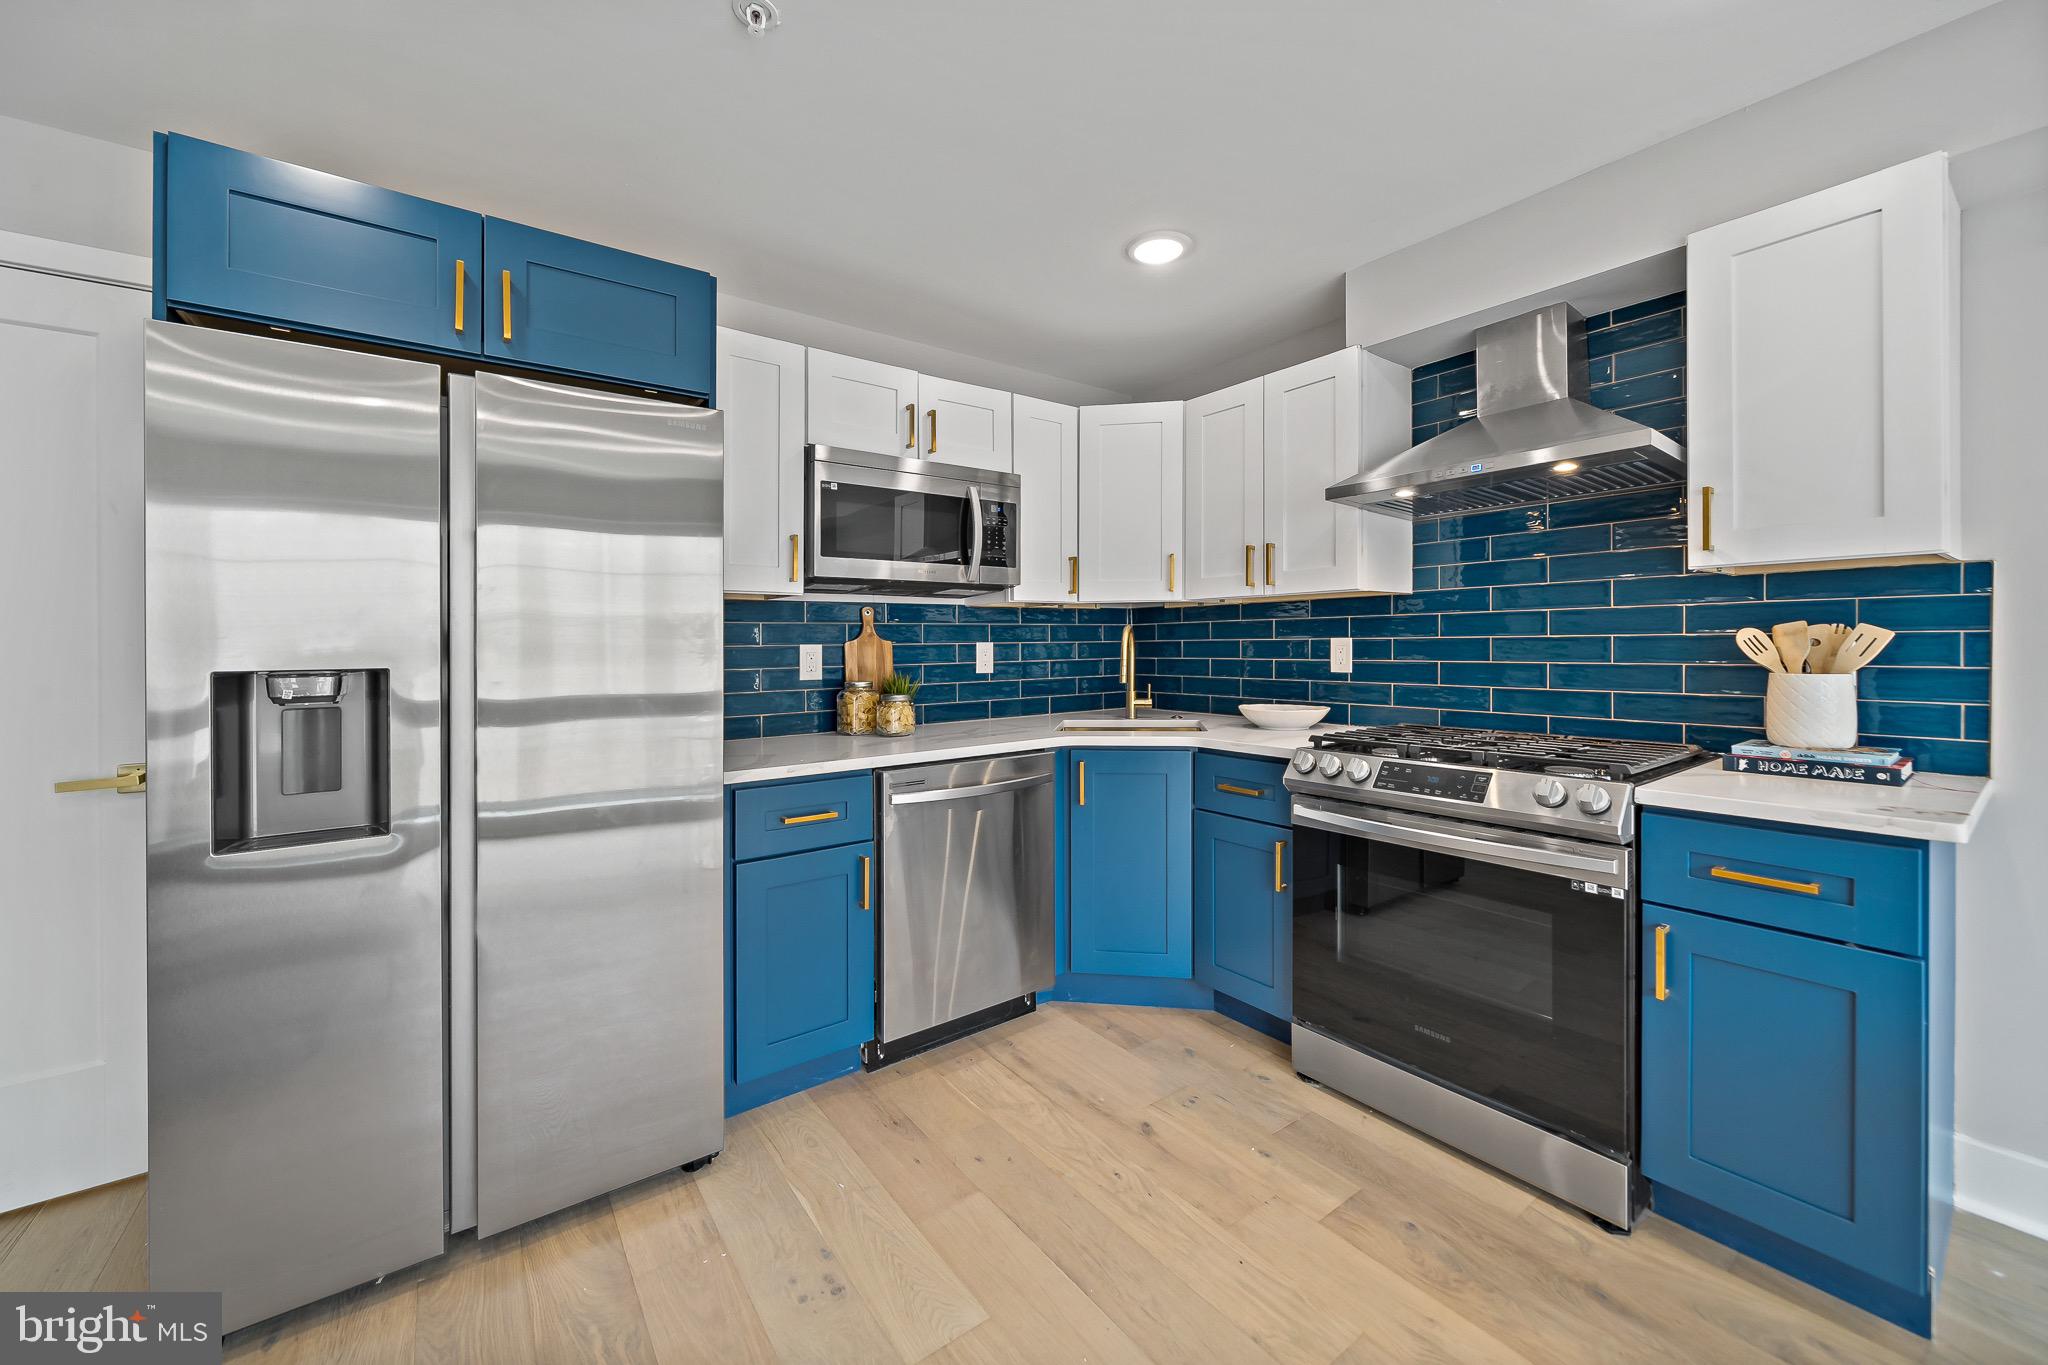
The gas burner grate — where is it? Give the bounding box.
[1312,723,1701,783]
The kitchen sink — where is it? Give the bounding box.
[1056,716,1208,733]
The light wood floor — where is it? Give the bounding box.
[6,1005,2045,1364]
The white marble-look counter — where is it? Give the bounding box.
[724,709,1330,785]
[1637,763,1992,844]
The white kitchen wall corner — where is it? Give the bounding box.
[918,374,1013,471]
[1010,395,1080,603]
[1687,152,1960,570]
[718,328,806,595]
[1077,402,1185,603]
[805,347,919,453]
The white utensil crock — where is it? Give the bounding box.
[1764,674,1859,750]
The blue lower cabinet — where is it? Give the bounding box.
[158,132,482,353]
[485,217,715,397]
[1193,810,1290,1019]
[1643,905,1930,1310]
[731,842,875,1085]
[1066,749,1191,977]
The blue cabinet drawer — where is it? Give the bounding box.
[1193,752,1290,825]
[732,842,875,1084]
[159,133,482,353]
[1641,812,1927,957]
[484,218,715,397]
[731,773,873,862]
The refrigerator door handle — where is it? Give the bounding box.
[444,375,478,1235]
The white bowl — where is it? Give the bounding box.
[1238,703,1330,730]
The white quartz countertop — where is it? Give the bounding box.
[724,709,1330,785]
[1637,762,1992,844]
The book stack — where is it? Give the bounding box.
[1722,741,1914,785]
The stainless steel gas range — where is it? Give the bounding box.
[1284,724,1705,1229]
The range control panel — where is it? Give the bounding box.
[1373,761,1492,803]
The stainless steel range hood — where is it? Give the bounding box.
[1326,303,1683,518]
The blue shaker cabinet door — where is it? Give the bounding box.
[1066,749,1192,978]
[732,843,876,1084]
[483,218,715,396]
[1641,906,1926,1290]
[1193,810,1290,1018]
[159,133,482,352]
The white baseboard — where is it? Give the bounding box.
[1956,1133,2048,1242]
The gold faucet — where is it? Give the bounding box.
[1119,624,1153,720]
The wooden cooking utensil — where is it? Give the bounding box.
[1806,623,1852,674]
[1735,628,1787,672]
[843,605,894,686]
[1771,620,1812,674]
[1832,623,1897,673]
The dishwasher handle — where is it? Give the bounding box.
[887,771,1053,806]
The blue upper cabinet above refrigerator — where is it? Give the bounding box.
[157,133,482,355]
[483,218,715,397]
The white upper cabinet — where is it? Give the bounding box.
[1010,395,1079,603]
[1686,153,1961,569]
[1262,348,1413,597]
[718,328,806,595]
[1183,379,1265,599]
[1078,402,1183,603]
[918,374,1013,471]
[805,348,918,454]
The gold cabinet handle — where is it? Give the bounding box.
[1264,542,1276,587]
[780,810,842,826]
[904,403,916,449]
[1245,544,1255,589]
[1216,781,1266,798]
[1653,924,1670,1001]
[500,269,513,342]
[454,259,466,333]
[789,533,801,584]
[1167,552,1176,593]
[859,854,872,911]
[926,408,938,455]
[1068,555,1079,598]
[54,762,146,795]
[1700,484,1714,553]
[1076,760,1085,807]
[1274,840,1288,894]
[1708,865,1821,895]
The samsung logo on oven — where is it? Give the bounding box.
[1412,1024,1453,1044]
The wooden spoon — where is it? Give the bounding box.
[1806,623,1851,674]
[1735,628,1786,672]
[1771,621,1812,674]
[1832,623,1897,673]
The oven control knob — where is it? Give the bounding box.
[1533,778,1569,808]
[1344,756,1373,783]
[1575,784,1613,815]
[1317,752,1345,779]
[1291,749,1317,774]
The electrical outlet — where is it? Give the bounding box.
[1330,637,1353,674]
[798,643,824,681]
[975,640,994,674]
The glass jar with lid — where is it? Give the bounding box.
[836,680,878,735]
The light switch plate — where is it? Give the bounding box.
[975,641,994,674]
[799,644,824,681]
[1330,637,1353,674]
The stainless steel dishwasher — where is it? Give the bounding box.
[870,751,1056,1064]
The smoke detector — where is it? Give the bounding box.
[733,0,780,35]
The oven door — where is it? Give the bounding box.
[808,449,1020,592]
[1290,795,1636,1159]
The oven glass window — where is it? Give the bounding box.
[818,484,971,568]
[1291,826,1632,1156]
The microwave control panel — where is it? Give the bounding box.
[1372,761,1492,803]
[980,500,1013,567]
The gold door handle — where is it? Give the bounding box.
[1245,544,1255,589]
[1069,555,1079,597]
[789,533,801,584]
[780,810,842,826]
[859,855,872,911]
[454,259,466,333]
[501,269,513,342]
[54,762,146,795]
[1274,841,1288,894]
[904,403,916,449]
[1708,865,1821,896]
[1167,552,1176,593]
[1216,782,1266,798]
[1700,485,1714,553]
[1264,542,1276,587]
[1653,924,1670,1001]
[1076,760,1085,807]
[927,408,938,455]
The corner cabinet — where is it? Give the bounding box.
[1011,395,1081,603]
[1066,750,1192,976]
[1077,403,1185,603]
[1686,153,1960,569]
[718,329,806,595]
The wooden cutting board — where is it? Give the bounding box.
[843,606,893,686]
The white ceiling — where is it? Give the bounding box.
[0,0,1997,396]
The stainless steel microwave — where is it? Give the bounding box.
[805,445,1021,596]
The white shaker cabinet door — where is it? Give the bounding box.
[1687,152,1960,568]
[1183,378,1265,600]
[1010,395,1079,603]
[918,374,1013,472]
[718,328,806,594]
[1263,347,1412,596]
[805,347,918,454]
[1078,402,1183,603]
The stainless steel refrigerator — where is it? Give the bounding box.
[144,324,724,1331]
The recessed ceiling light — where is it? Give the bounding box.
[1126,231,1192,266]
[1554,461,1581,474]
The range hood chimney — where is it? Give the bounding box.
[1326,302,1683,518]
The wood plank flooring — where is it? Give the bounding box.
[6,1004,2045,1364]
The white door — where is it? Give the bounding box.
[1077,402,1183,603]
[1687,152,1960,568]
[918,375,1012,472]
[718,328,806,594]
[1010,395,1078,603]
[0,257,149,1210]
[806,348,918,454]
[1184,379,1264,600]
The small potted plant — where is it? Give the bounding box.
[876,672,920,736]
